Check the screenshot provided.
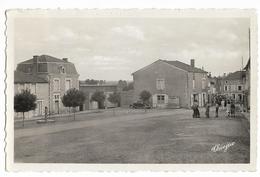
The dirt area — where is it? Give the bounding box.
[14,108,250,163]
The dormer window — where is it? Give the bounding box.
[59,66,65,74]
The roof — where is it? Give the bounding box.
[132,59,207,75]
[224,71,246,80]
[20,55,67,64]
[14,70,48,83]
[163,60,207,73]
[243,58,250,70]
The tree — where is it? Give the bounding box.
[108,92,121,106]
[14,89,37,127]
[91,91,106,109]
[139,90,151,104]
[62,88,86,120]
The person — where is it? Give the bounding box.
[192,101,199,118]
[205,102,210,118]
[231,102,235,117]
[44,106,48,121]
[215,102,219,118]
[226,100,231,117]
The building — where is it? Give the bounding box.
[132,59,208,108]
[14,70,49,118]
[15,55,79,117]
[220,71,245,103]
[79,82,118,110]
[243,59,250,111]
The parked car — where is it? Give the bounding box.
[130,101,151,109]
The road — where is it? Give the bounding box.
[14,108,250,163]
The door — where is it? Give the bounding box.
[54,100,59,114]
[37,101,43,115]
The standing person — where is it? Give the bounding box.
[44,106,48,121]
[195,101,200,118]
[205,102,210,118]
[231,101,236,117]
[215,102,219,118]
[226,100,231,117]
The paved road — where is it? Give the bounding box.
[14,108,250,163]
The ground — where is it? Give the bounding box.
[14,108,250,163]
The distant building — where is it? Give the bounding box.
[132,59,209,108]
[79,82,118,110]
[220,71,245,103]
[243,59,250,111]
[14,55,79,117]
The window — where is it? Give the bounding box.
[53,78,60,91]
[65,78,72,91]
[224,85,228,91]
[156,79,165,90]
[54,94,60,100]
[192,80,195,89]
[238,85,242,91]
[225,80,228,84]
[59,66,65,73]
[157,95,165,104]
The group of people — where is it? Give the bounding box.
[191,99,236,119]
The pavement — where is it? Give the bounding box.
[14,107,250,163]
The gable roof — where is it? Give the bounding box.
[224,71,245,80]
[162,60,207,73]
[20,55,67,64]
[243,58,250,70]
[132,59,207,75]
[14,70,48,83]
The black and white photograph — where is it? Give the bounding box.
[5,9,257,171]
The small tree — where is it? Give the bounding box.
[108,92,121,115]
[14,89,37,127]
[139,90,151,104]
[62,88,86,120]
[108,92,121,106]
[91,91,106,109]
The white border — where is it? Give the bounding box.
[4,9,258,172]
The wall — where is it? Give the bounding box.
[133,61,189,108]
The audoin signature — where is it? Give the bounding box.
[211,142,235,152]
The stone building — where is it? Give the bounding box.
[220,71,245,103]
[14,55,79,117]
[132,59,208,108]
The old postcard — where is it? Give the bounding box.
[5,9,257,171]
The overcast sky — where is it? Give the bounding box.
[14,17,250,80]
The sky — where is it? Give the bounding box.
[14,17,250,80]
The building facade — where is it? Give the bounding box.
[132,59,208,108]
[243,59,250,111]
[15,55,79,117]
[220,71,245,103]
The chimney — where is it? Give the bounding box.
[190,59,195,67]
[62,58,68,62]
[32,55,39,74]
[33,55,38,63]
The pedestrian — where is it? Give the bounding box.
[226,100,231,117]
[205,102,210,118]
[192,101,200,118]
[215,102,219,118]
[44,106,48,121]
[231,102,235,117]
